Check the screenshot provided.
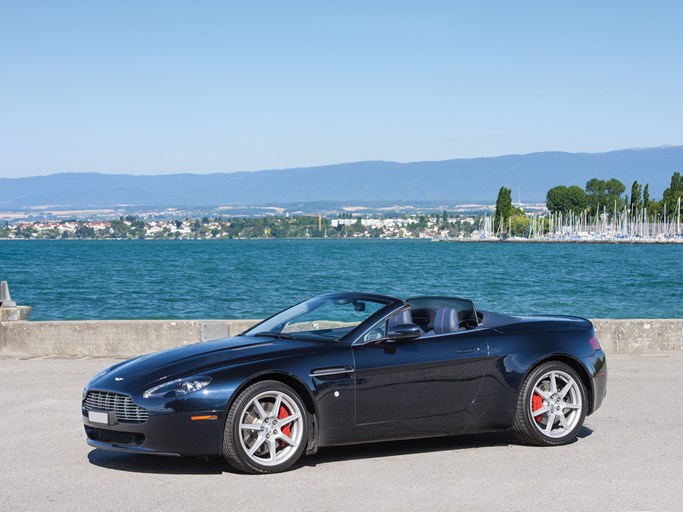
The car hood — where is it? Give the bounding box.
[89,335,331,392]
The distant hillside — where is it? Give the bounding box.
[1,147,681,208]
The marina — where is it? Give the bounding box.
[476,197,683,243]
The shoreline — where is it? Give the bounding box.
[1,236,682,244]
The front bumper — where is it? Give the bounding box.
[82,408,226,457]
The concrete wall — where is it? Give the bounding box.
[0,318,681,358]
[591,319,683,354]
[0,319,259,358]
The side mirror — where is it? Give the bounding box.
[386,323,421,341]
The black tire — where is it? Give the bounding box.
[513,361,587,446]
[223,380,308,474]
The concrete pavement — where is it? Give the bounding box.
[1,353,681,511]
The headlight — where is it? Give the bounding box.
[143,376,212,399]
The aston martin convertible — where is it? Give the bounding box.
[82,292,607,474]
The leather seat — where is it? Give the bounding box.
[431,306,459,335]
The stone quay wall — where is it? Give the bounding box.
[0,318,681,358]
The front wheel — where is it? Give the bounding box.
[513,361,587,446]
[223,380,308,474]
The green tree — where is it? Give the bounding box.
[75,224,96,238]
[630,181,643,212]
[441,210,449,228]
[606,179,626,210]
[510,214,530,237]
[662,171,683,217]
[546,185,587,215]
[585,178,626,214]
[643,183,650,209]
[415,215,429,231]
[585,178,607,214]
[494,187,514,224]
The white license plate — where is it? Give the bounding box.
[88,411,110,424]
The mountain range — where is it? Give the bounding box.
[1,146,681,209]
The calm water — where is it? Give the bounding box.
[0,239,681,320]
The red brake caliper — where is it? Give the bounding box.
[532,394,544,422]
[278,406,291,446]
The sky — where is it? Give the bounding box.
[1,1,682,178]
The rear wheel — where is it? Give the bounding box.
[513,361,587,446]
[223,380,308,474]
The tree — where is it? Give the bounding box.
[441,210,449,228]
[509,214,530,237]
[495,187,514,224]
[585,178,606,214]
[662,171,683,217]
[630,181,643,212]
[585,178,626,214]
[75,224,96,238]
[606,179,626,210]
[643,183,650,208]
[546,185,587,215]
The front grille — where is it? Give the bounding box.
[85,426,145,446]
[84,391,149,423]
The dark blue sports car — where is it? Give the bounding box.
[82,292,607,473]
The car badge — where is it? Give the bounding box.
[115,377,124,381]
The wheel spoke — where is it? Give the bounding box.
[533,405,550,416]
[544,412,556,434]
[240,423,261,431]
[559,379,575,399]
[273,393,283,415]
[252,399,268,420]
[268,438,277,461]
[247,434,266,456]
[534,386,550,400]
[277,412,301,427]
[557,412,569,429]
[563,402,581,410]
[549,372,558,394]
[279,432,297,447]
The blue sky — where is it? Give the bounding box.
[1,1,682,177]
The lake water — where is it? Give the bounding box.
[0,239,681,320]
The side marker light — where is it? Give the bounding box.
[589,336,601,350]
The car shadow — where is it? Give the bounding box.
[298,426,592,469]
[87,449,233,475]
[87,426,592,475]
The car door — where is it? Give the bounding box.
[352,329,488,435]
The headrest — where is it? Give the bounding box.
[433,307,458,335]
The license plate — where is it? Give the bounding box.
[88,411,110,424]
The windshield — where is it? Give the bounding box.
[244,295,390,342]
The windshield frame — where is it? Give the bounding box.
[242,292,403,343]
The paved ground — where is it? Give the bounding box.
[1,353,681,512]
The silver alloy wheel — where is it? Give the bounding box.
[529,369,583,438]
[238,390,304,467]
